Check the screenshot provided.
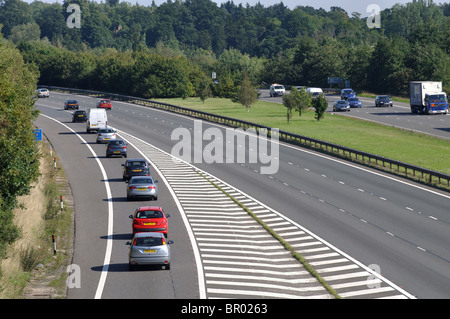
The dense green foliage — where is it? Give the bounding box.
[0,35,40,258]
[1,0,450,96]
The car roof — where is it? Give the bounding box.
[126,158,147,162]
[133,232,164,238]
[138,206,163,211]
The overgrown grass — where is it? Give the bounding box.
[154,97,450,175]
[0,139,73,298]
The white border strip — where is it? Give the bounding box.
[116,128,416,299]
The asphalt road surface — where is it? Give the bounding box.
[34,91,450,299]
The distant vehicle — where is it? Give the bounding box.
[96,99,112,110]
[340,88,356,100]
[64,99,79,110]
[126,176,158,201]
[269,83,285,97]
[348,97,362,108]
[333,100,350,112]
[106,139,127,158]
[129,206,169,236]
[375,95,393,107]
[126,232,173,271]
[96,127,117,144]
[86,108,107,133]
[72,110,87,122]
[409,81,448,114]
[306,87,323,98]
[37,88,50,98]
[122,158,150,181]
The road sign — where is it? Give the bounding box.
[33,129,42,141]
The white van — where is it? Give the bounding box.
[306,87,323,98]
[86,108,107,133]
[269,83,285,97]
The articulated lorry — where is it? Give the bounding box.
[409,81,448,114]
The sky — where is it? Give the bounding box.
[22,0,416,16]
[142,0,413,16]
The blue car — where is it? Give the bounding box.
[348,97,362,108]
[341,88,356,100]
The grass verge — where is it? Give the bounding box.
[0,137,74,299]
[153,97,450,176]
[196,171,341,299]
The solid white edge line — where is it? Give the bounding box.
[115,129,416,300]
[40,114,113,300]
[117,133,207,299]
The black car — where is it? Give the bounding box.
[65,99,79,110]
[375,95,393,107]
[106,139,127,158]
[72,110,87,122]
[122,159,150,181]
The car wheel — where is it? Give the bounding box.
[129,263,136,271]
[165,263,170,270]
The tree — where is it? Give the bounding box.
[294,86,312,116]
[282,92,296,123]
[8,22,41,43]
[312,94,328,121]
[235,73,258,112]
[198,80,213,104]
[0,37,40,258]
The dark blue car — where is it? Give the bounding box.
[341,88,356,100]
[106,139,127,158]
[348,97,362,108]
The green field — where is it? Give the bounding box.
[154,97,450,175]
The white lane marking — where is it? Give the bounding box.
[40,114,113,300]
[117,133,206,299]
[46,93,450,201]
[116,129,416,299]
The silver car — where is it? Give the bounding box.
[96,127,117,143]
[126,232,173,270]
[333,100,350,112]
[37,88,50,98]
[126,176,158,201]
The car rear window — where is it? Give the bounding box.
[135,237,164,246]
[132,178,153,184]
[128,161,146,167]
[136,210,163,219]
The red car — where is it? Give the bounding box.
[96,99,112,110]
[129,206,170,237]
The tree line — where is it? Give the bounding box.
[0,35,40,259]
[2,0,450,97]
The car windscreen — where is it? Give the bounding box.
[428,95,446,102]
